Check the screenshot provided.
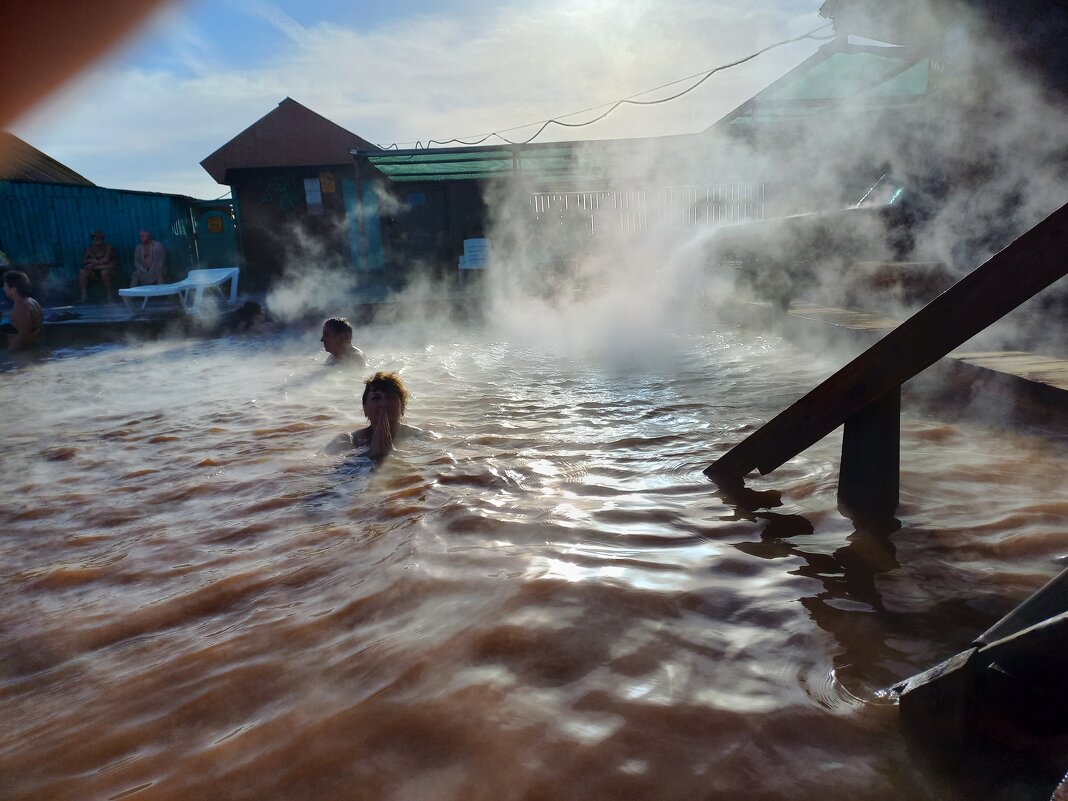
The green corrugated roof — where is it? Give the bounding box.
[363,141,660,184]
[715,42,932,129]
[765,51,928,101]
[365,149,509,181]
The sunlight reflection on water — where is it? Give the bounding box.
[0,323,1065,800]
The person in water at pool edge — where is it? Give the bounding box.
[327,371,423,459]
[320,316,366,367]
[2,270,43,351]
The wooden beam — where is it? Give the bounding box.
[353,156,370,269]
[707,200,1068,480]
[894,612,1068,750]
[975,566,1068,647]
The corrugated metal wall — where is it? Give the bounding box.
[0,181,202,296]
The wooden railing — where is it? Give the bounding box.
[529,183,766,237]
[705,200,1068,520]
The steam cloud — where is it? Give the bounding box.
[261,1,1067,374]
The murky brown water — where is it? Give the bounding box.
[1,323,1065,801]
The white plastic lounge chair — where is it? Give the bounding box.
[457,238,489,272]
[119,267,240,312]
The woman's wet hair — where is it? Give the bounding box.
[361,371,408,413]
[3,270,31,298]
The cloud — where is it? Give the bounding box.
[10,0,823,198]
[235,0,313,48]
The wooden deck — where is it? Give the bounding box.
[778,293,1068,398]
[29,298,214,347]
[788,302,902,332]
[948,350,1068,393]
[46,298,199,329]
[45,300,185,325]
[778,301,1068,430]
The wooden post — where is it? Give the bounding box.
[837,387,900,522]
[352,151,369,270]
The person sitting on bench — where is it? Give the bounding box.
[130,229,167,287]
[79,230,117,302]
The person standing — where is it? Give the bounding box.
[2,270,43,350]
[78,230,117,302]
[130,229,167,287]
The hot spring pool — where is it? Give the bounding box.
[1,321,1065,800]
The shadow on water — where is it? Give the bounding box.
[710,475,978,685]
[709,476,1067,801]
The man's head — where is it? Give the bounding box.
[91,230,105,243]
[320,316,353,357]
[3,270,31,298]
[139,229,152,245]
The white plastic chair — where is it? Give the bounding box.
[119,267,240,312]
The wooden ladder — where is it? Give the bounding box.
[706,201,1068,520]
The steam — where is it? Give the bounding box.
[247,1,1066,381]
[264,217,361,324]
[454,2,1068,367]
[477,170,737,364]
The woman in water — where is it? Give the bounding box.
[328,371,422,459]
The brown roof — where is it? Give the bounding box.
[200,98,375,185]
[0,131,94,185]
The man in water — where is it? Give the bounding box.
[2,270,43,350]
[320,316,366,367]
[130,229,166,287]
[78,230,117,302]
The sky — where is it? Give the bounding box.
[12,0,828,199]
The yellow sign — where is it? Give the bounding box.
[319,172,337,193]
[207,215,224,233]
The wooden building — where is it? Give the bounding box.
[0,132,230,301]
[201,98,378,291]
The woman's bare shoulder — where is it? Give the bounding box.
[323,431,356,454]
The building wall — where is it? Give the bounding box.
[228,164,488,289]
[229,165,354,290]
[0,181,208,299]
[371,179,486,280]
